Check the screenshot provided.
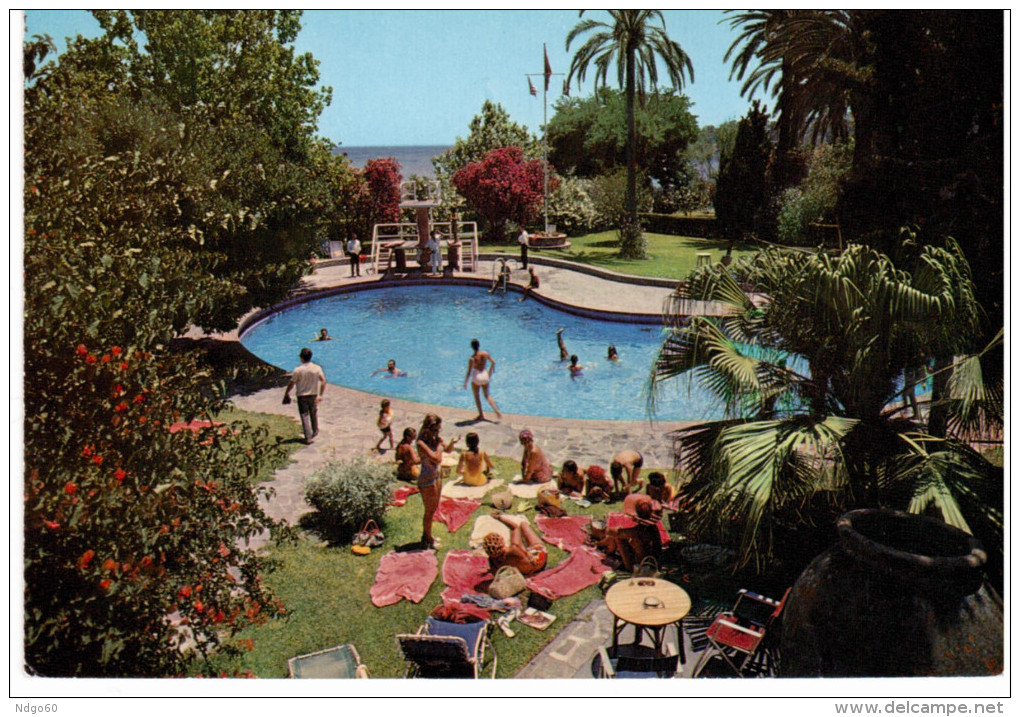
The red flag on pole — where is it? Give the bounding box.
[544,46,553,92]
[528,77,537,96]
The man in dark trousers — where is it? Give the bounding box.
[283,347,326,444]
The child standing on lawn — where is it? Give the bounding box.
[375,399,394,452]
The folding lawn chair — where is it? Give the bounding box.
[396,616,497,678]
[288,644,369,679]
[691,588,790,678]
[595,640,680,679]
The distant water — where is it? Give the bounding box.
[333,145,451,179]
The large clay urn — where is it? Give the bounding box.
[781,509,1003,677]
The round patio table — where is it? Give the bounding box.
[605,578,691,664]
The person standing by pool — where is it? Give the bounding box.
[375,399,394,452]
[517,225,530,270]
[395,427,420,482]
[416,414,460,549]
[518,429,553,484]
[282,347,326,445]
[426,231,442,274]
[463,339,501,421]
[346,234,362,277]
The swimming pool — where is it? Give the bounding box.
[240,284,725,421]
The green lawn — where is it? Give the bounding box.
[204,456,626,678]
[487,231,758,281]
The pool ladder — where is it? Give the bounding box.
[489,257,517,294]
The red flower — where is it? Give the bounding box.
[113,468,126,483]
[179,585,192,598]
[101,354,112,364]
[115,402,129,413]
[82,445,93,457]
[119,361,129,370]
[99,579,112,591]
[64,482,77,495]
[138,416,148,425]
[76,344,89,356]
[112,384,124,397]
[92,454,103,466]
[85,355,97,364]
[77,550,95,570]
[102,558,117,572]
[133,394,145,405]
[217,543,230,558]
[43,520,60,530]
[140,556,153,568]
[111,346,122,357]
[193,599,205,613]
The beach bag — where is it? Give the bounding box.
[491,490,514,511]
[353,519,385,549]
[489,566,527,599]
[634,556,661,579]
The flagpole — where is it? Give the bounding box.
[526,46,563,235]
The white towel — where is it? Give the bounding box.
[442,478,504,499]
[508,479,544,499]
[468,513,527,548]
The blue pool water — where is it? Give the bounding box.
[240,285,725,421]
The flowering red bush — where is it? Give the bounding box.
[452,146,558,242]
[362,157,403,227]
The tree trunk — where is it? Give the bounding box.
[927,356,951,438]
[620,44,644,259]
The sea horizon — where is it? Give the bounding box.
[332,144,451,178]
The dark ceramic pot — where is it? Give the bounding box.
[781,508,1002,677]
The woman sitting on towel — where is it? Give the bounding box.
[483,514,547,576]
[556,460,586,496]
[456,432,494,487]
[396,427,420,482]
[584,465,612,503]
[518,429,553,484]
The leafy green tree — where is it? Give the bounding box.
[650,242,1000,573]
[590,167,653,234]
[547,88,698,193]
[714,102,772,238]
[776,141,853,244]
[433,100,539,179]
[566,10,693,258]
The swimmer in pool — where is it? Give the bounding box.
[370,359,407,377]
[315,328,332,341]
[463,338,501,421]
[565,354,584,378]
[556,328,569,361]
[607,344,619,361]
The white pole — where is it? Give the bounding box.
[542,43,549,234]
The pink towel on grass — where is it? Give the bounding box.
[370,550,438,607]
[440,550,493,605]
[388,485,419,507]
[433,497,482,533]
[525,547,611,599]
[607,511,671,545]
[536,514,592,551]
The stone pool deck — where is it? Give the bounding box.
[219,257,709,679]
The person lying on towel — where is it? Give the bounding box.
[595,493,663,572]
[483,513,547,576]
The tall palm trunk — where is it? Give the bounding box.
[625,44,637,230]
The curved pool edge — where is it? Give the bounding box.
[237,276,666,340]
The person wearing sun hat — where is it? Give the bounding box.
[518,429,553,484]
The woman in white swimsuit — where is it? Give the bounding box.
[463,338,501,421]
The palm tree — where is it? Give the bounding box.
[650,241,1001,572]
[724,10,873,169]
[566,10,693,259]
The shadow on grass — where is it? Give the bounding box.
[170,335,289,397]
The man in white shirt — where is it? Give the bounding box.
[346,234,362,277]
[426,230,442,274]
[282,347,326,444]
[517,226,530,270]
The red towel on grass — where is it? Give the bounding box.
[433,497,481,533]
[370,550,438,607]
[607,511,671,545]
[388,485,419,507]
[536,514,592,551]
[525,547,611,599]
[440,550,493,605]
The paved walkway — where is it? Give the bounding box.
[222,257,708,678]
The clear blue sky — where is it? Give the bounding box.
[24,9,757,147]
